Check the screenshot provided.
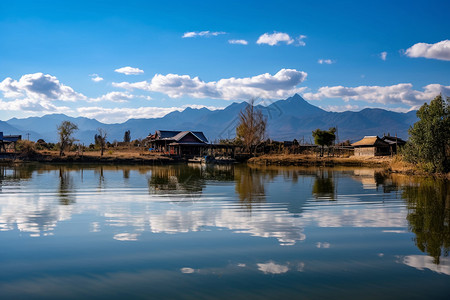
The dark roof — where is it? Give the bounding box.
[0,132,21,142]
[352,136,389,147]
[155,130,208,143]
[382,135,407,145]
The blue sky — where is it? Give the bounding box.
[0,0,449,123]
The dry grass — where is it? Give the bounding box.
[248,153,392,167]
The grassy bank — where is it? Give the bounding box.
[15,149,176,165]
[247,154,391,167]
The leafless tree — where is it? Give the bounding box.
[236,98,267,154]
[57,121,78,156]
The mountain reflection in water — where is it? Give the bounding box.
[0,163,448,264]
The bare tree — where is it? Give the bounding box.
[57,121,78,156]
[236,98,267,154]
[95,128,108,157]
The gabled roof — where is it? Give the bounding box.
[382,135,407,145]
[352,136,389,147]
[155,130,208,143]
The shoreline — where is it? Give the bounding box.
[5,151,449,179]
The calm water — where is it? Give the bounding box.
[0,163,448,299]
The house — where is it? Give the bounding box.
[147,130,209,157]
[351,136,390,156]
[0,132,21,153]
[381,134,407,154]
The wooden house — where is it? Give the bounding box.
[351,136,390,156]
[381,134,406,154]
[0,132,21,153]
[147,130,208,157]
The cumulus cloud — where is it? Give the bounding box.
[318,59,334,64]
[405,40,450,61]
[257,32,306,46]
[113,69,307,100]
[296,34,307,46]
[0,98,72,114]
[0,73,86,101]
[228,39,248,45]
[257,262,289,274]
[257,32,294,46]
[77,106,184,123]
[380,51,387,61]
[303,83,450,106]
[90,74,104,82]
[114,66,144,75]
[182,31,226,38]
[90,91,134,103]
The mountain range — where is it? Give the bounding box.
[1,94,417,144]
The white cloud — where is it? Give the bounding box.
[113,233,139,241]
[90,74,104,82]
[257,32,294,46]
[0,72,86,102]
[181,104,224,110]
[297,35,307,46]
[318,59,334,64]
[402,255,450,275]
[113,69,307,100]
[228,39,248,45]
[90,91,133,103]
[380,51,387,61]
[257,32,306,46]
[114,66,144,75]
[405,40,450,61]
[0,98,72,114]
[76,106,184,123]
[257,262,289,274]
[180,267,196,274]
[182,31,226,38]
[303,83,450,106]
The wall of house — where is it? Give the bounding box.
[354,147,376,156]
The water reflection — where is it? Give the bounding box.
[400,177,450,264]
[58,167,75,205]
[312,170,335,200]
[0,163,448,259]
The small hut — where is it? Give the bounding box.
[381,134,406,154]
[0,132,21,153]
[352,136,390,156]
[147,130,208,157]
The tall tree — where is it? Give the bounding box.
[95,128,107,157]
[57,121,78,156]
[123,130,131,143]
[312,127,336,157]
[402,95,449,173]
[236,98,267,154]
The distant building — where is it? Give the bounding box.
[0,132,21,153]
[351,136,390,156]
[147,130,208,157]
[381,134,406,154]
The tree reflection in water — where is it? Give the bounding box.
[312,170,335,200]
[58,167,75,205]
[401,177,450,264]
[234,166,269,209]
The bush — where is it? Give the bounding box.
[16,140,37,157]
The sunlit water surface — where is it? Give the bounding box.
[0,163,448,299]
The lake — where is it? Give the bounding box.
[0,163,448,299]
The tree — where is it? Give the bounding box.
[95,128,107,156]
[312,127,336,157]
[402,95,450,173]
[123,130,131,143]
[57,121,78,156]
[236,98,267,154]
